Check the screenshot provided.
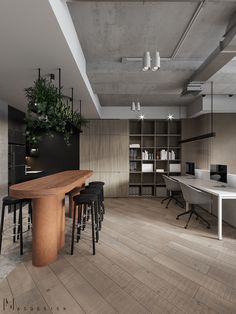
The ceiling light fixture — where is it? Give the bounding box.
[131,101,136,111]
[139,113,145,120]
[131,101,141,112]
[142,51,151,71]
[167,113,174,120]
[136,102,141,111]
[152,51,160,71]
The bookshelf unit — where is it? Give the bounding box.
[129,119,181,197]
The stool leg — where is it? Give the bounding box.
[94,201,99,243]
[86,205,90,222]
[71,203,77,255]
[82,204,87,231]
[13,204,16,243]
[19,202,23,255]
[0,204,5,254]
[91,202,95,255]
[77,204,82,243]
[98,195,102,231]
[28,201,32,230]
[17,204,21,240]
[102,189,105,215]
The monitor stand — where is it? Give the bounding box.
[185,175,196,179]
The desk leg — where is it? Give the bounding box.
[32,196,64,267]
[218,196,222,240]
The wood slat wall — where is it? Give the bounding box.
[80,120,129,197]
[181,113,236,173]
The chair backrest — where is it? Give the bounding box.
[162,175,181,192]
[179,182,211,205]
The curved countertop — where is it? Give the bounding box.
[10,170,93,199]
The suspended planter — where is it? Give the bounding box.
[25,70,88,146]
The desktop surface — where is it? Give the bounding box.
[171,176,236,198]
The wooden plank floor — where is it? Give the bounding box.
[1,197,236,313]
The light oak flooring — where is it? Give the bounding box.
[1,197,236,313]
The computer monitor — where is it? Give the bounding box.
[210,164,227,184]
[186,162,195,176]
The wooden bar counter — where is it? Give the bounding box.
[9,170,93,267]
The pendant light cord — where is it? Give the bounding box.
[211,81,213,133]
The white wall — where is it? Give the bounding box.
[0,101,8,200]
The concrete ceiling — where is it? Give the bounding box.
[0,0,101,118]
[68,1,236,107]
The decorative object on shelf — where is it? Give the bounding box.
[25,68,88,146]
[142,150,154,160]
[160,149,168,160]
[156,169,165,173]
[142,163,153,173]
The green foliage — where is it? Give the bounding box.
[25,78,88,146]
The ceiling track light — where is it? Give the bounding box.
[131,101,141,112]
[142,51,151,71]
[136,102,141,111]
[131,101,136,111]
[152,51,160,71]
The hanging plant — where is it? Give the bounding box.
[25,77,88,146]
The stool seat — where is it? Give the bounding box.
[73,193,98,204]
[2,196,22,206]
[89,181,104,187]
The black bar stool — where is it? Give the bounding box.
[71,193,97,255]
[89,182,105,218]
[0,196,32,255]
[80,187,102,242]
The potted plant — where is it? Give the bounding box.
[25,77,87,146]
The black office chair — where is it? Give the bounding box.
[176,182,211,229]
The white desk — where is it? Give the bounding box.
[171,176,236,240]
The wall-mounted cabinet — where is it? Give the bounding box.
[129,119,181,197]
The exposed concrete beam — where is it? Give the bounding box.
[186,95,236,118]
[101,106,186,119]
[68,1,235,2]
[183,9,236,93]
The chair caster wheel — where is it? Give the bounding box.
[184,226,187,229]
[176,217,179,220]
[207,226,210,229]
